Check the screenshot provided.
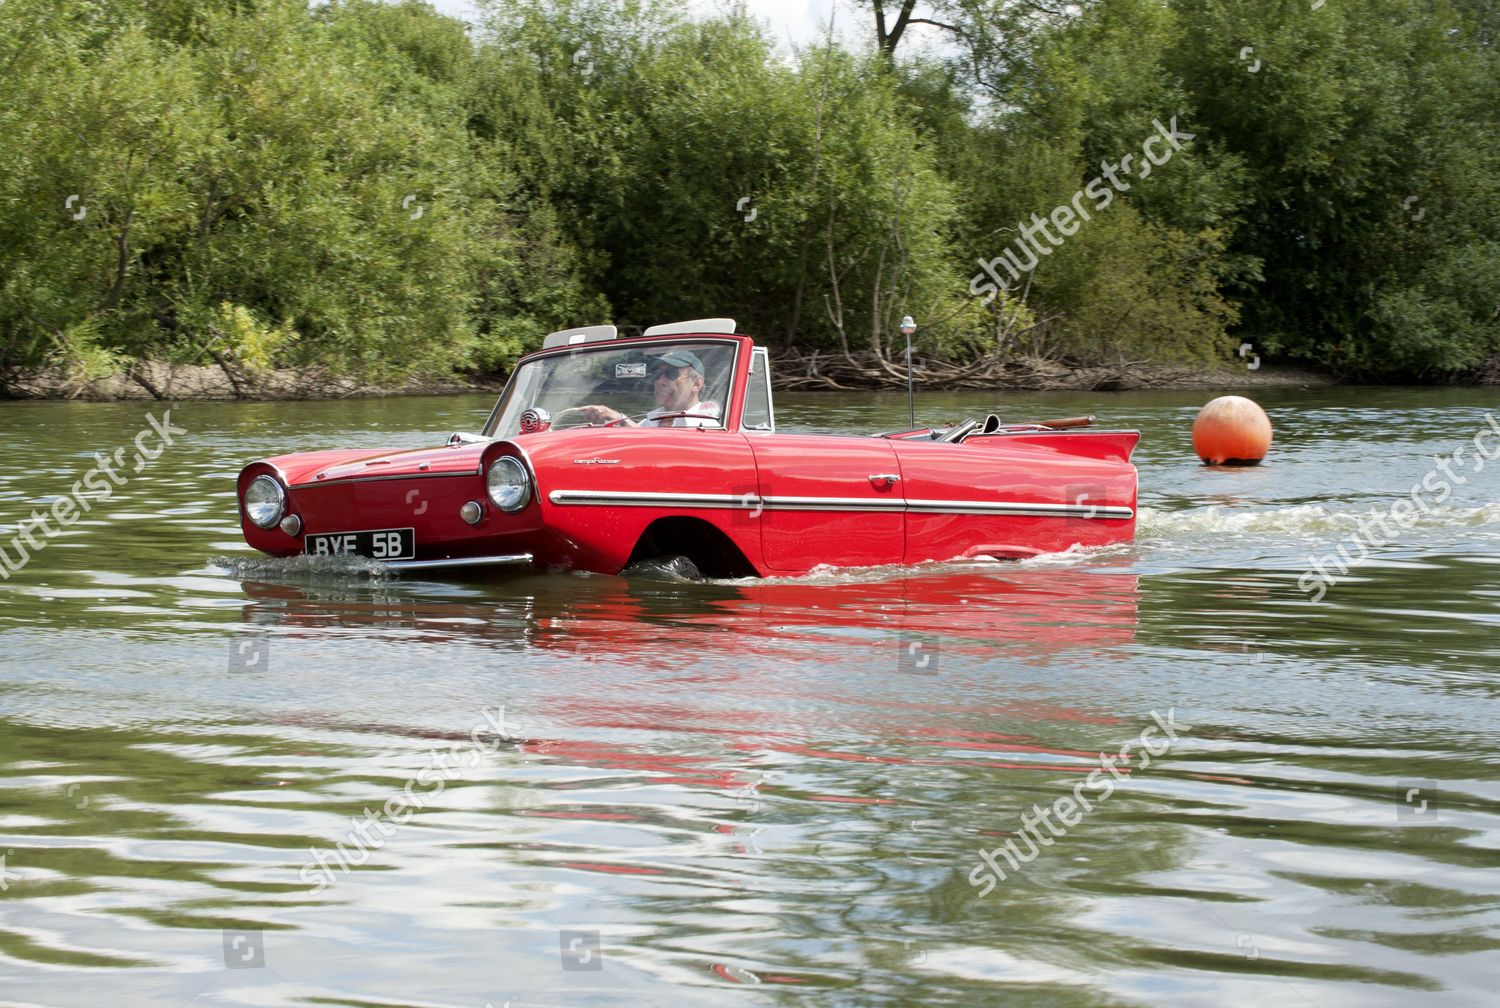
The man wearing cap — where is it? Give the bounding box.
[576,350,720,428]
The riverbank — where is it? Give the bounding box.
[1,356,1341,402]
[0,361,505,402]
[770,351,1340,393]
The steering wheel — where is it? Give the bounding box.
[600,411,723,428]
[554,406,650,428]
[550,407,598,430]
[552,408,723,429]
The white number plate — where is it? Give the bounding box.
[304,528,416,561]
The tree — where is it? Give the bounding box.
[1168,0,1500,376]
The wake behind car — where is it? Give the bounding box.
[236,319,1140,578]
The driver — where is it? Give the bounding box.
[576,350,719,428]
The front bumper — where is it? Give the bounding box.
[382,552,535,572]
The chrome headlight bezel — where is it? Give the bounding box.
[486,456,532,513]
[244,474,286,529]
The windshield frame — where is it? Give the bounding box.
[481,334,749,438]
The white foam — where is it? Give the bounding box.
[1138,503,1500,539]
[209,553,393,582]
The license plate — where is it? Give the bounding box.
[305,527,415,561]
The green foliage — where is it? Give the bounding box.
[49,318,129,386]
[1166,0,1500,376]
[0,0,1493,389]
[211,302,297,373]
[476,2,970,358]
[0,0,592,384]
[947,0,1250,366]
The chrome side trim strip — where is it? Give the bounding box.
[905,499,1135,520]
[548,490,1132,520]
[759,495,903,512]
[548,490,770,509]
[384,553,534,571]
[290,470,479,490]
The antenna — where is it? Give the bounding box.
[900,315,917,429]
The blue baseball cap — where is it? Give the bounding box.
[650,350,704,375]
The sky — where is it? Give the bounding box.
[425,0,863,51]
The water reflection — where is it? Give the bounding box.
[235,564,1138,657]
[4,390,1500,1005]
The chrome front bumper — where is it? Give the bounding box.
[383,553,534,572]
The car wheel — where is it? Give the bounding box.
[620,555,704,582]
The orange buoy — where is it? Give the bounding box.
[1192,395,1272,465]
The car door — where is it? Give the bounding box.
[747,435,904,574]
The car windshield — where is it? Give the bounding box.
[485,339,738,438]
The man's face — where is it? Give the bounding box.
[652,365,703,412]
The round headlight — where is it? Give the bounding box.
[486,456,532,513]
[244,475,286,529]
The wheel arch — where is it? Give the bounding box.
[625,516,761,579]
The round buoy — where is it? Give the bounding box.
[1192,395,1272,465]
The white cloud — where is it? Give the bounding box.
[423,0,861,51]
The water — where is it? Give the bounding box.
[1,387,1497,1007]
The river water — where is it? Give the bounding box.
[0,387,1497,1007]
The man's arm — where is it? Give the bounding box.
[575,405,635,426]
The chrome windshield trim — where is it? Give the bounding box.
[383,553,534,571]
[483,335,748,438]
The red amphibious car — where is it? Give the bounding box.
[236,319,1140,578]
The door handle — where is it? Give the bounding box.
[868,473,900,488]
